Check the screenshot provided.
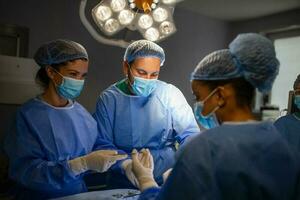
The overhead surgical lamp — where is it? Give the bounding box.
[79,0,182,48]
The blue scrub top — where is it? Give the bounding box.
[274,113,300,151]
[4,98,116,199]
[139,121,300,200]
[93,80,200,181]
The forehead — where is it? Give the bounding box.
[60,59,88,73]
[132,57,161,69]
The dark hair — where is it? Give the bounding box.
[35,58,87,89]
[199,77,255,108]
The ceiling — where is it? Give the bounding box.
[178,0,300,21]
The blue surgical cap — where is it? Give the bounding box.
[191,33,280,93]
[294,74,300,90]
[124,40,165,66]
[34,39,88,67]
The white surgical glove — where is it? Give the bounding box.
[121,159,140,188]
[131,149,158,191]
[162,168,172,183]
[68,150,127,175]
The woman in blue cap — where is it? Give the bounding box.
[93,40,199,188]
[275,74,300,151]
[4,39,126,199]
[130,33,300,200]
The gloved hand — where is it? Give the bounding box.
[69,150,127,175]
[162,168,172,183]
[121,159,140,188]
[131,149,158,191]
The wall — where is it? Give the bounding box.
[229,8,300,40]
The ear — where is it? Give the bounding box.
[216,87,226,107]
[45,66,55,80]
[122,61,129,76]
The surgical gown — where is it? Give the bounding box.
[274,113,300,151]
[4,98,117,199]
[93,80,199,184]
[139,121,300,200]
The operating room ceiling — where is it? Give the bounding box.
[178,0,300,21]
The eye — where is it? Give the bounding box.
[151,72,159,78]
[137,70,147,75]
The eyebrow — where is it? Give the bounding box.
[66,69,88,76]
[135,67,159,74]
[66,69,80,73]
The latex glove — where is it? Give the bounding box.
[162,168,172,183]
[131,149,158,191]
[69,150,127,175]
[121,159,140,188]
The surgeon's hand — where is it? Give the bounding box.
[162,168,172,183]
[69,150,127,175]
[131,149,158,191]
[121,159,140,188]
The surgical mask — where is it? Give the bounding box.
[294,95,300,110]
[193,89,220,130]
[53,69,85,99]
[127,66,158,97]
[131,76,158,97]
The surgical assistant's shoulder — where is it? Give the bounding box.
[18,98,49,116]
[154,80,188,106]
[97,83,128,104]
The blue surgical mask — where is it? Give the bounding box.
[53,69,85,99]
[294,95,300,110]
[131,76,158,97]
[193,89,220,130]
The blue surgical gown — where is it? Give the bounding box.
[4,98,117,199]
[274,113,300,151]
[93,80,199,183]
[139,121,300,200]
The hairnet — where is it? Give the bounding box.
[34,39,88,67]
[294,74,300,90]
[191,33,280,93]
[123,40,165,66]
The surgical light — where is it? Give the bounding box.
[159,21,174,35]
[152,7,168,22]
[81,0,182,47]
[138,14,153,29]
[161,0,177,4]
[118,10,135,25]
[104,19,120,33]
[110,0,127,12]
[145,27,160,41]
[95,6,112,21]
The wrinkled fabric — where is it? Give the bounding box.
[4,98,116,199]
[93,80,199,183]
[34,39,88,68]
[138,121,300,200]
[275,114,300,151]
[124,40,165,66]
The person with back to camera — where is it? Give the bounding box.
[274,74,300,151]
[130,33,300,200]
[4,39,127,199]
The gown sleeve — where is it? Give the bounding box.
[4,111,78,192]
[167,85,200,144]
